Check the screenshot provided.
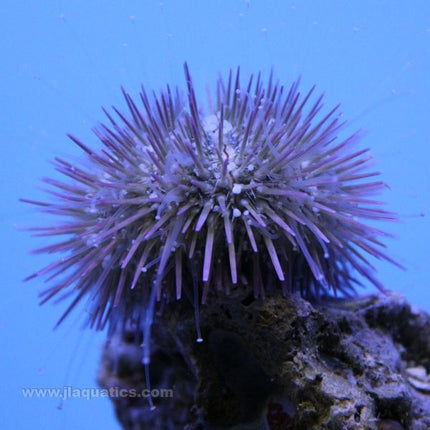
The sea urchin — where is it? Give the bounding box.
[23,64,398,364]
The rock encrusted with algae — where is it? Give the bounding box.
[98,293,430,429]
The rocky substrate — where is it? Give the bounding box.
[98,292,430,429]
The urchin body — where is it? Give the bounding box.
[24,64,398,363]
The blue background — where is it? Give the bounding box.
[1,1,429,429]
